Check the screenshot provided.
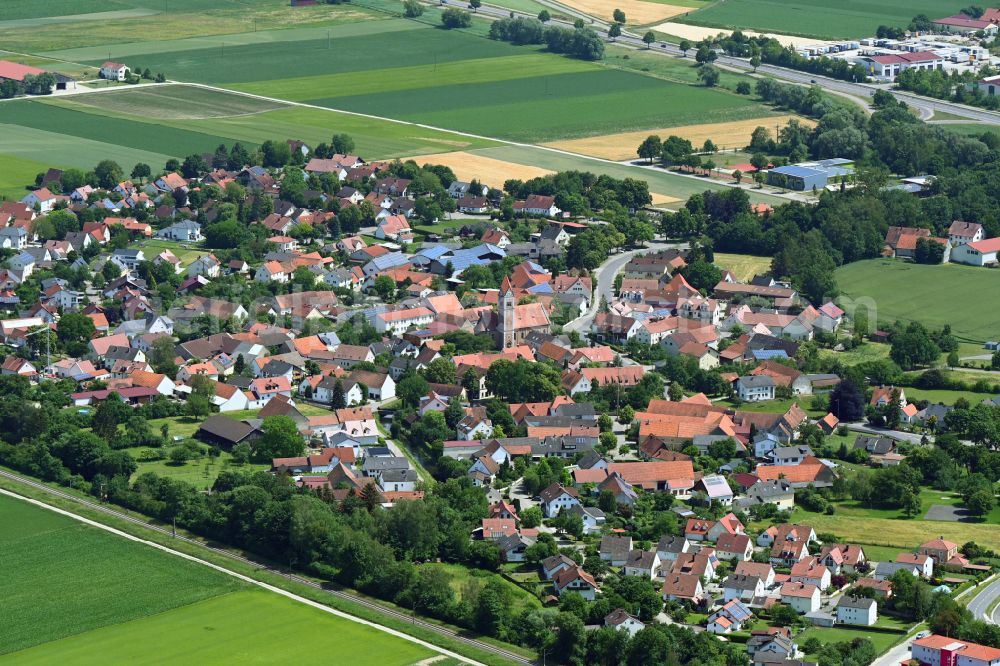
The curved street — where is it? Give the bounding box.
[563,240,685,334]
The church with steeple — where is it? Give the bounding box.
[475,276,552,348]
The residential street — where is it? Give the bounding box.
[563,241,685,334]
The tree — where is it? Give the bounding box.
[422,358,456,385]
[538,9,550,21]
[403,0,424,17]
[91,393,130,442]
[967,489,995,517]
[261,139,292,168]
[441,8,472,28]
[678,39,691,56]
[373,275,396,302]
[612,8,626,23]
[331,133,355,155]
[188,375,215,418]
[750,53,761,71]
[397,373,430,409]
[255,416,304,462]
[330,379,347,409]
[732,169,743,185]
[698,64,720,87]
[643,31,655,48]
[94,159,123,189]
[608,23,621,40]
[637,135,662,164]
[828,379,865,422]
[469,0,481,11]
[890,322,941,369]
[56,312,96,357]
[695,45,717,64]
[131,163,151,183]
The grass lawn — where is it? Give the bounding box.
[603,45,758,93]
[818,342,891,367]
[798,625,902,656]
[905,387,995,406]
[713,253,771,281]
[717,397,825,418]
[676,0,969,39]
[421,563,542,613]
[0,493,244,656]
[758,502,1000,553]
[835,259,1000,344]
[137,238,206,264]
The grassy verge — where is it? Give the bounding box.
[0,469,530,666]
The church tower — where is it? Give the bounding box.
[498,276,516,348]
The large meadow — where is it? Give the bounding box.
[835,259,1000,344]
[674,0,971,40]
[0,494,434,665]
[0,0,786,202]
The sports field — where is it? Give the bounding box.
[0,494,435,664]
[835,259,1000,343]
[676,0,970,39]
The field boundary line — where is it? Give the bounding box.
[0,487,485,666]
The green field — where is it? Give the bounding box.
[53,17,775,143]
[0,493,435,664]
[0,154,50,199]
[0,0,133,20]
[0,494,243,655]
[836,259,1000,343]
[677,0,970,39]
[62,84,288,120]
[5,589,432,665]
[0,1,385,53]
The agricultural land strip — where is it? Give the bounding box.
[544,114,814,160]
[674,0,971,40]
[552,0,703,25]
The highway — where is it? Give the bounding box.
[0,468,532,666]
[441,0,1000,125]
